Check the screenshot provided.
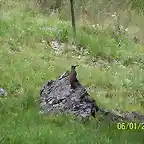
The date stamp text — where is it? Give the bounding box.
[117,122,144,130]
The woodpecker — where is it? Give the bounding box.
[69,65,78,89]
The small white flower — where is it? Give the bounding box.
[42,40,46,43]
[112,12,117,18]
[92,24,95,28]
[78,55,81,59]
[120,25,124,30]
[96,24,100,27]
[125,28,128,32]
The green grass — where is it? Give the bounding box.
[0,1,144,144]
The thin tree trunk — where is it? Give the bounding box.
[70,0,76,39]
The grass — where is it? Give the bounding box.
[0,0,144,144]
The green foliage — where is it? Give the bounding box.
[0,0,144,144]
[128,0,144,13]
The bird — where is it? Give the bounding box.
[69,65,79,89]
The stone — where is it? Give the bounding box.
[0,88,7,97]
[40,70,99,120]
[39,69,144,123]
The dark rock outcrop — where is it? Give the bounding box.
[40,70,99,120]
[40,68,144,122]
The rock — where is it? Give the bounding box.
[40,69,99,120]
[119,111,144,122]
[0,88,7,97]
[39,68,144,123]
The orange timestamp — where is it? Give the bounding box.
[117,122,144,130]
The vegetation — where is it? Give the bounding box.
[0,0,144,143]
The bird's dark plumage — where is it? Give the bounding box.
[69,65,78,89]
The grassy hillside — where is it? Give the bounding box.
[0,0,144,144]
